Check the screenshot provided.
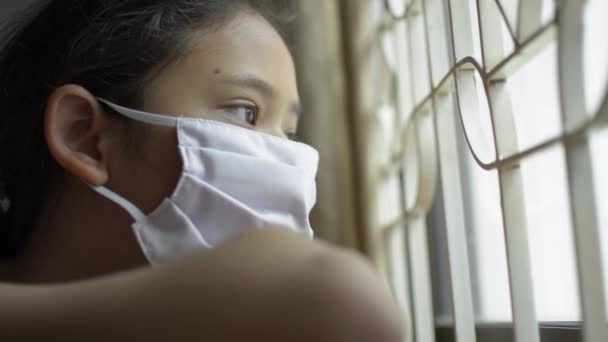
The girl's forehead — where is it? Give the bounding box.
[149,13,298,98]
[210,16,292,70]
[143,12,299,117]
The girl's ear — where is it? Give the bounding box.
[44,85,112,185]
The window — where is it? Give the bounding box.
[344,0,608,341]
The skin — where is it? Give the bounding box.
[0,9,405,341]
[0,229,404,341]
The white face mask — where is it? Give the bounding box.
[92,98,319,264]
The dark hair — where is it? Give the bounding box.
[0,0,293,259]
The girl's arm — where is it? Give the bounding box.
[0,229,404,341]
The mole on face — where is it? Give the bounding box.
[213,69,221,75]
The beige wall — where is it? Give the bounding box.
[291,0,362,251]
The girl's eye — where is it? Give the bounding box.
[223,105,258,125]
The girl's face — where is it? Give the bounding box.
[105,11,302,217]
[25,10,302,281]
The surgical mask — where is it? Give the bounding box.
[92,98,319,264]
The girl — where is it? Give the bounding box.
[0,0,404,340]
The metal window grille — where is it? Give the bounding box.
[361,1,608,341]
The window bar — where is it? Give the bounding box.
[516,0,543,43]
[434,3,480,339]
[408,12,432,104]
[399,167,418,342]
[448,0,480,62]
[400,112,438,342]
[396,4,438,338]
[391,16,419,342]
[487,80,540,342]
[423,0,451,88]
[477,0,507,73]
[411,5,442,340]
[557,1,608,341]
[493,0,517,44]
[476,0,541,341]
[434,91,477,342]
[384,225,415,342]
[394,19,415,129]
[408,215,437,342]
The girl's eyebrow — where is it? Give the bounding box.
[219,74,276,98]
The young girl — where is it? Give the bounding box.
[0,1,403,340]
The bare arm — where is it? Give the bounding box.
[0,229,404,342]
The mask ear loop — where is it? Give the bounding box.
[96,98,179,127]
[89,98,181,222]
[91,185,148,222]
